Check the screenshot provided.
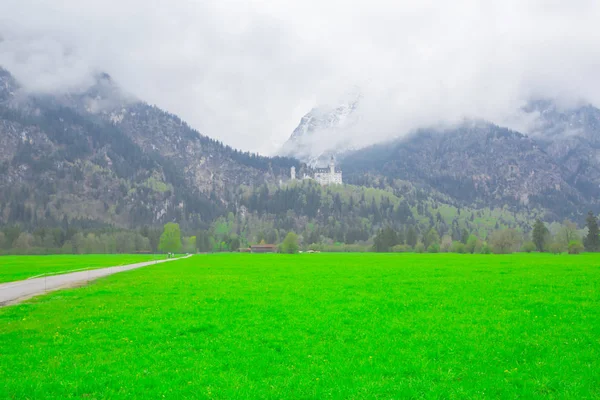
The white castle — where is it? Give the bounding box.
[291,156,343,185]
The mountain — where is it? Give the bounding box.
[525,100,600,203]
[0,67,298,230]
[340,118,600,220]
[281,95,600,220]
[3,66,531,250]
[0,68,17,103]
[278,91,360,166]
[525,99,600,141]
[3,60,599,241]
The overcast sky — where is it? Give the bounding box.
[1,0,600,154]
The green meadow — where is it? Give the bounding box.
[0,253,599,399]
[0,254,162,283]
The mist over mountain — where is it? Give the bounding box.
[277,90,600,221]
[278,90,361,166]
[0,66,298,230]
[3,0,600,155]
[281,92,600,159]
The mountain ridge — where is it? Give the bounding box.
[281,96,600,220]
[0,66,299,230]
[3,63,600,233]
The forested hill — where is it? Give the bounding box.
[278,90,600,222]
[0,67,299,231]
[340,120,600,221]
[1,64,595,253]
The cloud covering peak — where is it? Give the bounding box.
[1,0,600,154]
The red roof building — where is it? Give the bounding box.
[250,244,278,253]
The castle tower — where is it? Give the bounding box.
[291,166,296,180]
[329,156,335,175]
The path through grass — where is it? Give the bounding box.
[0,254,162,283]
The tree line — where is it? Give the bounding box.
[2,201,599,255]
[0,223,195,255]
[370,212,598,254]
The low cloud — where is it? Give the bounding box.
[1,0,600,154]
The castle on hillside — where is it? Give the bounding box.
[291,156,343,185]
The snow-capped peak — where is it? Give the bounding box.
[279,90,361,166]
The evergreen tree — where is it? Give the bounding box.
[423,227,440,248]
[584,211,600,252]
[307,229,320,245]
[532,219,549,252]
[3,225,21,248]
[228,235,241,252]
[461,228,470,244]
[373,227,399,252]
[396,228,406,245]
[196,231,210,252]
[141,226,162,253]
[406,226,418,248]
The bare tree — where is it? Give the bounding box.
[556,219,580,249]
[489,228,522,254]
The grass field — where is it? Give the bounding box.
[1,253,599,399]
[0,254,163,283]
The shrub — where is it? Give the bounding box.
[343,244,371,253]
[414,243,426,253]
[440,235,453,252]
[479,242,492,254]
[427,243,440,253]
[280,232,299,254]
[308,243,324,252]
[318,244,342,253]
[548,242,563,255]
[465,234,482,254]
[320,244,371,253]
[451,241,466,254]
[61,241,73,254]
[568,241,584,254]
[373,227,400,252]
[423,228,440,249]
[520,241,536,253]
[13,233,34,251]
[392,244,410,253]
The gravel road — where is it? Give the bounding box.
[0,255,191,306]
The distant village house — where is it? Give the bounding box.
[250,244,278,253]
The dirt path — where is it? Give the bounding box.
[0,255,191,306]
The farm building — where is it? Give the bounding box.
[250,244,278,253]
